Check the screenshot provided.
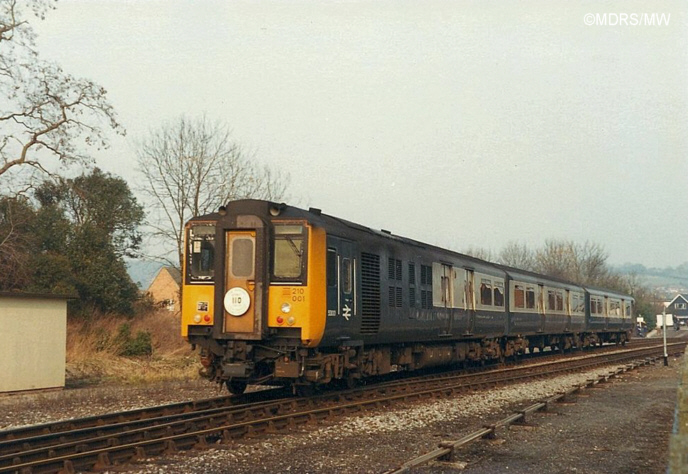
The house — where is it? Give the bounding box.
[666,294,688,324]
[147,266,182,312]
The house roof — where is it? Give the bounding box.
[147,266,181,290]
[165,266,182,285]
[667,293,688,307]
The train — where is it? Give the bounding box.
[181,200,634,394]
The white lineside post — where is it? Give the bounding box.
[663,306,669,367]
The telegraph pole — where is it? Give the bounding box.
[663,306,668,366]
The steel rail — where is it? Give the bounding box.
[1,341,679,462]
[1,343,682,474]
[0,339,668,455]
[0,337,664,445]
[0,386,290,444]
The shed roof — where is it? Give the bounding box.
[0,291,76,300]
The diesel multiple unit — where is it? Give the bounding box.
[181,200,634,394]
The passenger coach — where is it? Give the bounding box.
[181,200,634,393]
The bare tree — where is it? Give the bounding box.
[532,239,616,287]
[463,246,494,262]
[136,116,289,268]
[0,195,33,289]
[498,241,535,271]
[0,0,123,194]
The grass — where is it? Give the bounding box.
[65,310,200,386]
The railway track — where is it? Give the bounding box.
[387,363,646,474]
[0,338,659,445]
[1,340,683,474]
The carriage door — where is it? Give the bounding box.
[326,238,356,325]
[565,290,571,332]
[433,263,455,336]
[224,231,257,335]
[537,284,545,332]
[604,296,609,330]
[465,269,475,335]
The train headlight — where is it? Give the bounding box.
[287,316,295,326]
[194,314,202,323]
[281,303,291,314]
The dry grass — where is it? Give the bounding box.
[65,310,200,386]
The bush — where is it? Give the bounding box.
[115,323,153,357]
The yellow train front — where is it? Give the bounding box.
[182,200,329,394]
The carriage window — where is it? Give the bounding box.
[188,224,215,281]
[342,258,352,294]
[555,291,564,311]
[230,237,254,278]
[273,224,306,281]
[514,284,525,309]
[547,290,556,311]
[526,287,536,309]
[327,249,337,287]
[480,279,492,306]
[572,294,583,313]
[494,281,504,307]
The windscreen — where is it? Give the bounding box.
[188,224,215,281]
[272,223,306,282]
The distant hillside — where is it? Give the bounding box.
[614,262,688,295]
[126,259,164,290]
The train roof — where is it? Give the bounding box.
[584,285,635,301]
[493,263,586,290]
[188,212,221,223]
[202,199,630,299]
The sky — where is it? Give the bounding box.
[31,0,688,268]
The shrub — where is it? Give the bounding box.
[115,322,153,357]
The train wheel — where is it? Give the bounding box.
[227,380,247,395]
[346,372,359,390]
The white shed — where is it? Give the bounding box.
[0,292,69,393]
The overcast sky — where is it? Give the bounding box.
[33,0,687,268]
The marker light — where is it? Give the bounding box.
[281,303,291,313]
[287,316,295,326]
[204,315,211,322]
[194,314,202,323]
[276,316,284,325]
